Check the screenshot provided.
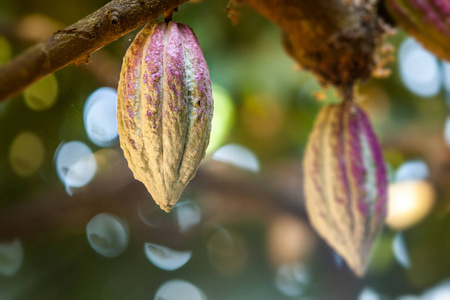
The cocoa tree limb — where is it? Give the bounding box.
[0,0,189,102]
[0,0,387,103]
[243,0,386,87]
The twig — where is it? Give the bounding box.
[0,0,189,102]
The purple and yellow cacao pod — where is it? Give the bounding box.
[386,0,450,61]
[303,101,387,276]
[117,21,213,213]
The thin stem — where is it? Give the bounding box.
[164,8,177,22]
[340,85,354,104]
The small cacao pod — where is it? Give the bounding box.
[386,0,450,61]
[303,101,387,276]
[117,21,213,212]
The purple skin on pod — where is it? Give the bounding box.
[303,101,387,276]
[117,21,213,213]
[386,0,450,61]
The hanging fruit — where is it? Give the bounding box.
[117,21,214,212]
[303,98,388,276]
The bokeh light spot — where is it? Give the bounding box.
[175,199,201,233]
[17,14,64,42]
[240,94,283,140]
[212,144,260,172]
[395,160,429,182]
[0,239,23,277]
[386,180,435,230]
[422,279,450,300]
[392,233,411,269]
[396,296,420,300]
[86,213,129,258]
[138,198,176,228]
[83,87,118,147]
[333,252,344,268]
[444,116,450,147]
[9,131,45,176]
[206,224,248,276]
[267,214,316,266]
[358,288,381,300]
[24,74,58,111]
[275,262,310,297]
[55,141,97,190]
[144,243,192,271]
[443,62,450,103]
[0,35,12,65]
[206,84,235,155]
[398,38,441,97]
[154,280,206,300]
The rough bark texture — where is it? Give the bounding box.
[0,0,386,102]
[0,0,189,102]
[244,0,386,87]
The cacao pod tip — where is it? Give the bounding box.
[354,266,365,278]
[346,253,368,278]
[160,204,174,213]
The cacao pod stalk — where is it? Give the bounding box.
[117,21,213,212]
[303,101,387,276]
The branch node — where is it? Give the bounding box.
[107,10,121,25]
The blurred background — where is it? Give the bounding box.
[1,0,450,299]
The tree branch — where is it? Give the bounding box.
[0,0,188,102]
[243,0,386,87]
[0,0,387,102]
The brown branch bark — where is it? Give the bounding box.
[243,0,386,87]
[0,0,387,103]
[0,0,189,102]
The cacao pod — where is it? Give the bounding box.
[386,0,450,61]
[117,21,213,212]
[303,101,387,276]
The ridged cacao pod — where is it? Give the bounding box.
[117,21,213,212]
[386,0,450,61]
[303,101,388,276]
